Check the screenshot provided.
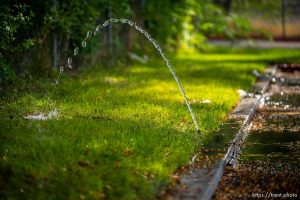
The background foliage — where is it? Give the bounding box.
[3,0,293,85]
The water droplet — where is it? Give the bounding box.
[67,57,72,69]
[144,32,152,40]
[67,57,72,64]
[156,46,162,53]
[127,20,134,26]
[103,20,109,27]
[96,24,103,30]
[134,24,144,33]
[120,19,134,26]
[86,31,92,39]
[59,66,64,73]
[120,18,126,23]
[162,55,169,63]
[82,41,87,48]
[152,40,159,49]
[73,47,79,55]
[110,18,119,23]
[149,38,155,43]
[94,25,103,35]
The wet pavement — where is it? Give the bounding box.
[214,65,300,199]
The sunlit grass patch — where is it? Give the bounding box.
[1,48,300,199]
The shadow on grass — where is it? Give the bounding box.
[2,49,300,199]
[0,113,198,199]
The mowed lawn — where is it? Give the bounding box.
[1,48,300,199]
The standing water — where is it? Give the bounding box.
[214,64,300,199]
[24,18,201,134]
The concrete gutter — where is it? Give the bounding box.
[202,66,277,200]
[164,66,278,200]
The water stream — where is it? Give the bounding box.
[25,18,201,134]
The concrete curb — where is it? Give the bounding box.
[202,66,277,200]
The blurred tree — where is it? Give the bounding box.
[0,1,32,83]
[214,0,232,13]
[181,0,251,50]
[281,0,286,38]
[231,0,300,39]
[0,0,252,83]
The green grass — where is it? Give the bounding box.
[1,48,300,199]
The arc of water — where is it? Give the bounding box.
[56,18,201,134]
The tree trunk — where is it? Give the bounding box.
[281,0,286,38]
[51,0,58,69]
[108,7,113,56]
[214,0,232,13]
[52,32,58,69]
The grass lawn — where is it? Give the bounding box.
[1,48,300,199]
